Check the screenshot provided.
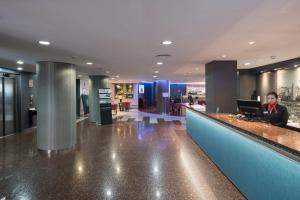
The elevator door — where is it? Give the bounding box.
[0,79,3,137]
[4,77,16,135]
[0,76,16,137]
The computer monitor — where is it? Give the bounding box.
[237,99,262,118]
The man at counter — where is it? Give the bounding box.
[262,91,289,127]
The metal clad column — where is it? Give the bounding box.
[37,61,76,150]
[88,75,109,123]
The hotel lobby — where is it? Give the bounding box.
[1,1,300,199]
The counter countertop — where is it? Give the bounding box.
[183,104,300,157]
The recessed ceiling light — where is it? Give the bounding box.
[260,71,264,73]
[38,40,50,46]
[244,62,251,66]
[111,77,115,80]
[115,75,119,78]
[248,41,255,45]
[221,55,227,58]
[195,67,199,71]
[162,40,172,45]
[16,60,24,65]
[294,64,298,68]
[106,70,110,74]
[17,67,23,71]
[153,75,158,78]
[86,62,93,65]
[156,62,163,65]
[154,70,159,73]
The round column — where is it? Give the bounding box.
[36,61,76,150]
[89,75,109,123]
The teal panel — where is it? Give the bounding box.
[186,109,300,200]
[81,94,89,115]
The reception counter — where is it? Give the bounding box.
[184,104,300,200]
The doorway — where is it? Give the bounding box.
[0,75,16,137]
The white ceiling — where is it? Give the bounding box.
[1,0,300,82]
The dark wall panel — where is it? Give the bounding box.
[238,70,256,100]
[156,80,170,114]
[206,61,237,113]
[17,72,37,131]
[76,79,80,117]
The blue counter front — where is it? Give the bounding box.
[186,108,300,200]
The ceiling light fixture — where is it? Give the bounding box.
[154,71,159,73]
[115,75,119,78]
[248,41,255,45]
[106,70,110,74]
[221,55,227,58]
[86,62,93,65]
[111,77,115,80]
[162,40,172,45]
[16,60,24,65]
[38,40,51,46]
[294,64,298,68]
[156,62,163,65]
[153,75,158,78]
[17,67,23,71]
[244,62,251,66]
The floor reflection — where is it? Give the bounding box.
[0,118,244,199]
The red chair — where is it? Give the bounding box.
[122,102,131,111]
[112,104,118,114]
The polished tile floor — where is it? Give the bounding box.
[113,109,187,124]
[0,116,244,200]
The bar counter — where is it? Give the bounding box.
[187,105,300,157]
[183,104,300,200]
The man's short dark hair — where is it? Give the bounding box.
[267,91,278,99]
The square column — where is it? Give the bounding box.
[205,60,237,113]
